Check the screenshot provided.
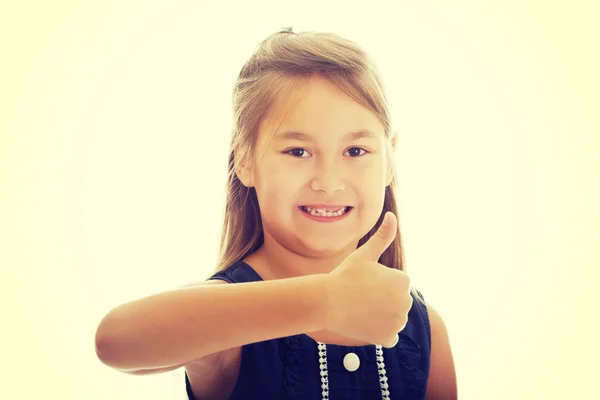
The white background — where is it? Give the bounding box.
[2,1,599,399]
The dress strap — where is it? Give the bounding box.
[208,261,264,284]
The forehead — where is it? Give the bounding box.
[259,75,385,142]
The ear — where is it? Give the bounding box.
[385,132,397,186]
[234,148,254,187]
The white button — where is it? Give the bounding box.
[343,352,360,372]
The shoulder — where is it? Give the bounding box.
[180,263,249,289]
[421,301,458,400]
[179,279,229,288]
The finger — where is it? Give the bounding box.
[357,212,398,261]
[382,333,399,349]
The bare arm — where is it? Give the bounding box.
[424,304,457,400]
[94,274,328,372]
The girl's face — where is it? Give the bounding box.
[240,75,393,259]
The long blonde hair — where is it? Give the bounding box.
[212,27,405,276]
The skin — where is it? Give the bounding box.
[238,74,458,399]
[425,305,458,399]
[100,74,457,399]
[238,74,394,279]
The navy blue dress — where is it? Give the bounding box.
[185,261,431,400]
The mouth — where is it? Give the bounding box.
[298,205,353,218]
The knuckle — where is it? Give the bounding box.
[393,320,405,333]
[399,319,408,332]
[392,313,405,329]
[397,313,408,328]
[399,272,410,285]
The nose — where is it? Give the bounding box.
[310,159,345,194]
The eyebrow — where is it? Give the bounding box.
[275,129,378,142]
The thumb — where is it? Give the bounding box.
[357,212,398,261]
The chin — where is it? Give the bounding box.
[297,238,356,258]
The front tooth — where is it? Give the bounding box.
[307,207,344,217]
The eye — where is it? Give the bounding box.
[285,148,311,158]
[283,147,369,158]
[345,147,369,157]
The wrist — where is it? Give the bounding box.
[305,274,332,332]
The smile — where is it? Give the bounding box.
[298,206,353,222]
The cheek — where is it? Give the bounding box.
[356,162,387,188]
[254,167,298,208]
[355,164,387,211]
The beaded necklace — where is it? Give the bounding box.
[317,342,391,400]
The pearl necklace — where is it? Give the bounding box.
[317,342,391,400]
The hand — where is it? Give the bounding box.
[323,212,412,348]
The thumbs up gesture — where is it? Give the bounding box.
[323,212,413,348]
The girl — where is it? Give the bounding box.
[95,27,457,399]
